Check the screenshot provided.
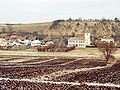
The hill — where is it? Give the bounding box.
[0,19,120,36]
[0,22,52,35]
[0,19,120,44]
[49,19,120,37]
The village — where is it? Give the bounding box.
[0,33,53,50]
[0,29,115,52]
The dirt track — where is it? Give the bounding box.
[0,49,100,58]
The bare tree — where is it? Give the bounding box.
[6,24,13,35]
[96,41,117,63]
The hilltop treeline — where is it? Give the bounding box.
[1,18,120,45]
[48,18,120,45]
[49,18,120,37]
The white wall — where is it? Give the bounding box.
[68,39,86,48]
[101,38,114,43]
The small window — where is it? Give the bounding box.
[110,41,113,43]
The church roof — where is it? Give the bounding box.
[69,33,85,40]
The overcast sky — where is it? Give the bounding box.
[0,0,120,23]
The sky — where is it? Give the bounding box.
[0,0,120,23]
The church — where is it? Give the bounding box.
[68,33,91,48]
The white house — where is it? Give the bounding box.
[45,41,54,46]
[31,40,42,46]
[0,38,8,46]
[8,40,22,46]
[101,37,114,43]
[7,35,24,47]
[17,39,23,43]
[68,33,90,48]
[23,39,31,46]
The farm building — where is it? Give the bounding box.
[68,33,90,48]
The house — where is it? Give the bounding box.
[23,39,31,46]
[45,41,54,46]
[25,34,37,41]
[23,35,39,46]
[31,40,42,46]
[8,35,24,46]
[68,33,90,48]
[0,38,8,46]
[8,40,22,46]
[101,36,114,43]
[0,33,11,40]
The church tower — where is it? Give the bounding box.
[85,33,90,46]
